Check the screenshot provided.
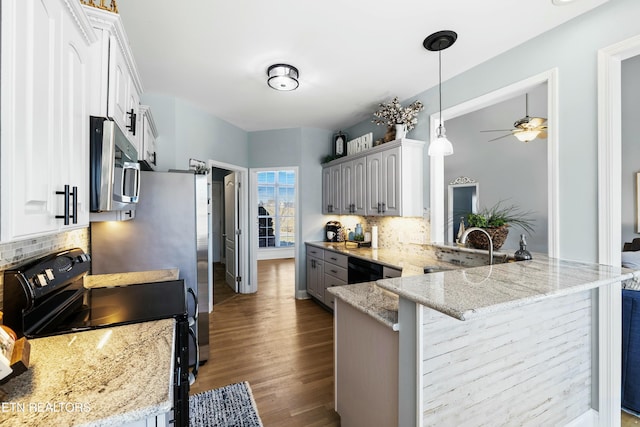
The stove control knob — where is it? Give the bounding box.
[35,273,47,287]
[75,254,90,263]
[44,268,55,281]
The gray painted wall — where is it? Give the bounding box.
[445,84,548,253]
[344,0,640,262]
[141,94,249,170]
[248,128,331,293]
[621,54,640,247]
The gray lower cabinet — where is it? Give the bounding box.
[306,245,348,309]
[306,251,324,301]
[323,252,348,308]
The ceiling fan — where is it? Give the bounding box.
[481,93,547,142]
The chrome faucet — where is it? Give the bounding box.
[459,227,494,265]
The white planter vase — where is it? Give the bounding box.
[395,124,407,140]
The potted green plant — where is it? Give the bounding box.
[464,201,535,250]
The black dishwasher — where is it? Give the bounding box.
[347,257,384,284]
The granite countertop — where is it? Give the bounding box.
[0,319,175,426]
[84,269,179,288]
[305,241,451,276]
[327,282,399,330]
[375,256,634,321]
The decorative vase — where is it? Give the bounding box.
[395,123,407,140]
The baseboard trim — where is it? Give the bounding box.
[564,409,598,427]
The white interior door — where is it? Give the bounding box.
[211,181,223,262]
[224,173,239,291]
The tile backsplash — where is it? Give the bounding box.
[0,228,90,309]
[334,215,430,252]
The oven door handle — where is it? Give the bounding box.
[188,326,199,385]
[187,287,198,323]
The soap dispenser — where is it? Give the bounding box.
[514,234,533,261]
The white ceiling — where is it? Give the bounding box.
[117,0,608,132]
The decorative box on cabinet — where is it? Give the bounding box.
[83,5,143,149]
[322,139,425,217]
[0,0,96,242]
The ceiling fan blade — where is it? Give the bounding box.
[487,133,513,142]
[537,130,548,139]
[481,129,515,132]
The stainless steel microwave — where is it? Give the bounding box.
[89,116,140,212]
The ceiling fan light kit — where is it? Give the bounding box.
[482,93,548,142]
[267,64,299,91]
[424,30,457,157]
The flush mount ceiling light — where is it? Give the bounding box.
[424,30,457,157]
[551,0,577,5]
[267,64,299,91]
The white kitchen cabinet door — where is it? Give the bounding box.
[139,105,158,170]
[366,152,383,216]
[85,6,143,149]
[1,0,94,242]
[1,0,60,241]
[107,34,131,136]
[381,146,401,216]
[322,164,341,214]
[341,158,366,215]
[58,5,92,229]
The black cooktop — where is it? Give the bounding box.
[35,280,187,337]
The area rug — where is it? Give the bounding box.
[189,381,264,427]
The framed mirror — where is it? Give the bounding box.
[448,176,479,243]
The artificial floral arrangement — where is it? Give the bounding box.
[372,96,424,130]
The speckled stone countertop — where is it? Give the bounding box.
[84,269,179,288]
[328,283,399,330]
[305,241,451,276]
[375,255,634,321]
[0,319,175,426]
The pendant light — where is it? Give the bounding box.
[423,30,457,156]
[267,64,299,91]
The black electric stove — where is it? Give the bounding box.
[2,248,192,426]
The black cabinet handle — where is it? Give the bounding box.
[382,202,386,213]
[55,185,70,225]
[126,108,137,135]
[71,186,78,224]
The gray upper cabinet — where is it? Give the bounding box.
[322,139,425,217]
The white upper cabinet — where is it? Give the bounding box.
[322,139,425,218]
[138,105,158,170]
[84,6,143,151]
[0,0,96,242]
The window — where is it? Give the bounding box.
[257,170,295,248]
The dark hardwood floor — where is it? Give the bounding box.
[212,262,237,307]
[192,258,340,426]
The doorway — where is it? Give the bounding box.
[209,160,251,307]
[249,167,300,294]
[598,33,640,426]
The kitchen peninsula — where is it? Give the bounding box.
[328,254,632,427]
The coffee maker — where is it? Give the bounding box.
[325,221,341,242]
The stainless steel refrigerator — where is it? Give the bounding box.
[90,170,210,364]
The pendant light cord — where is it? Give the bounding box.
[439,47,442,126]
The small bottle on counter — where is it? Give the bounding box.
[514,234,533,261]
[456,216,466,245]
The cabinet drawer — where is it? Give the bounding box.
[324,251,348,269]
[382,266,402,279]
[325,264,348,282]
[306,245,324,260]
[324,275,347,309]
